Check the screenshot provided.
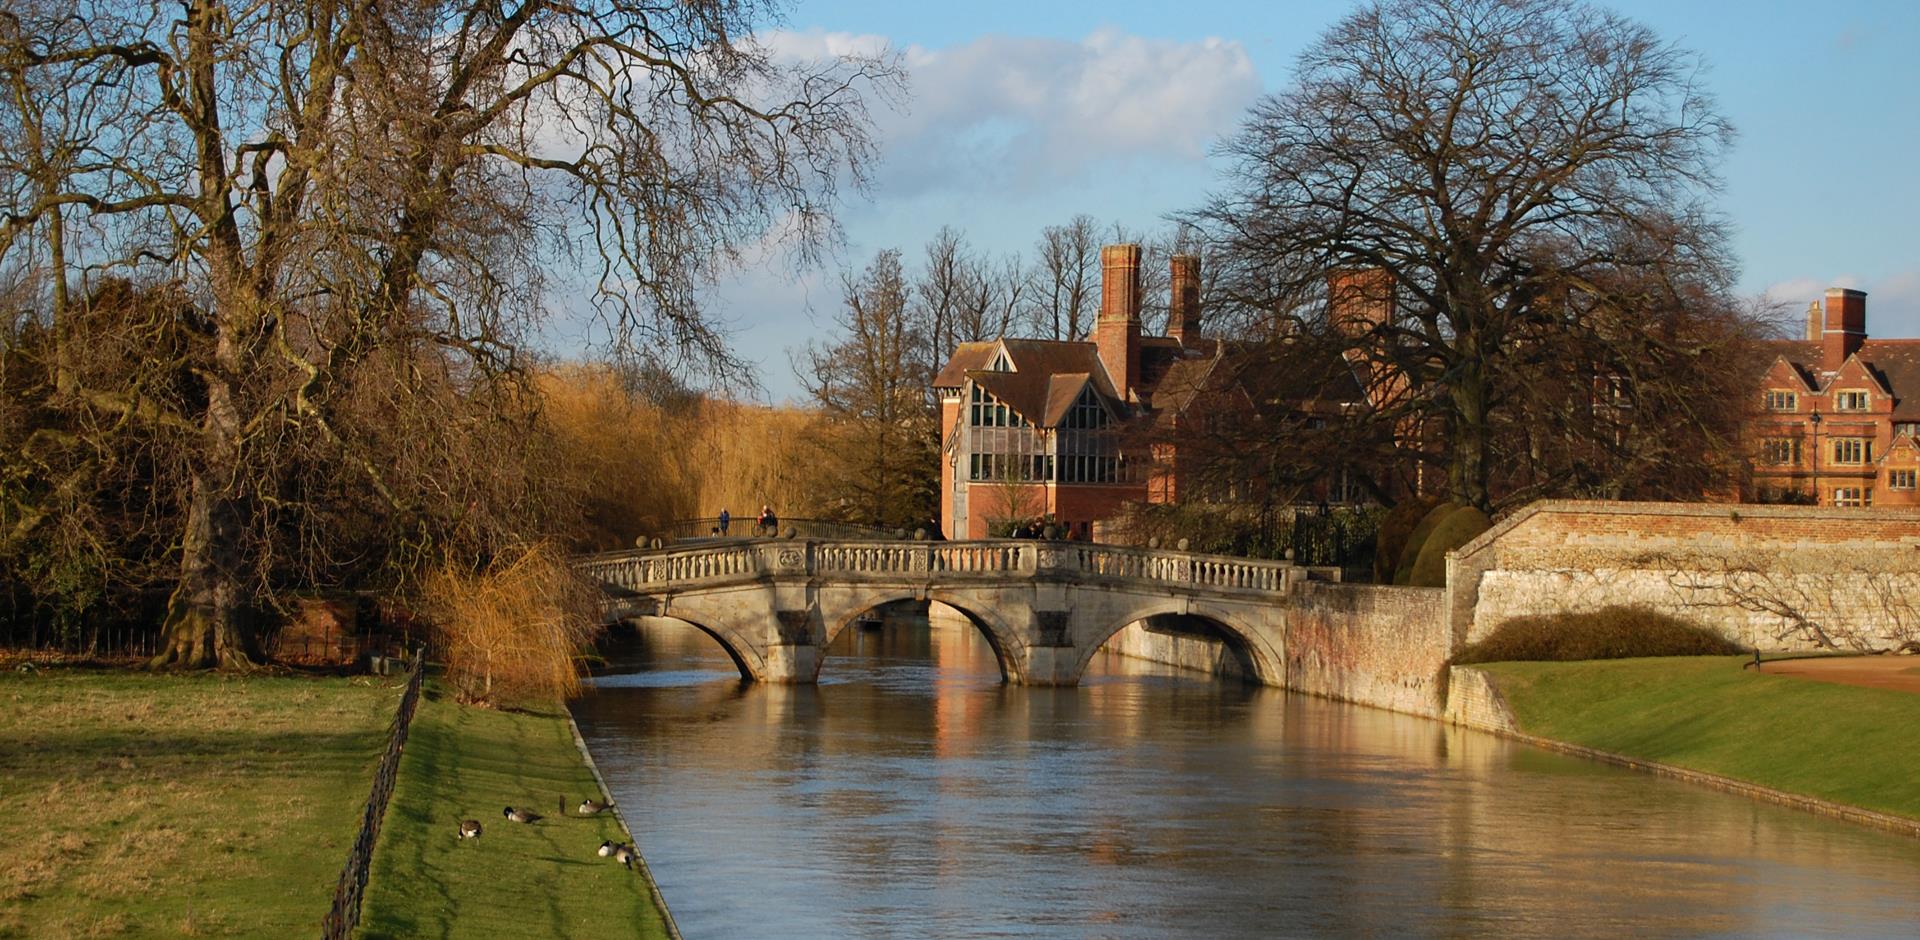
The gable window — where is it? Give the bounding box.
[1832,486,1871,508]
[1834,390,1870,411]
[1831,438,1871,465]
[988,350,1013,372]
[1760,438,1802,466]
[1063,388,1110,430]
[1890,469,1917,490]
[1764,390,1798,412]
[1897,423,1920,438]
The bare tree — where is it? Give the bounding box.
[800,250,937,528]
[0,0,900,666]
[915,226,968,365]
[1030,215,1100,340]
[1189,0,1744,511]
[953,252,1028,344]
[1655,549,1920,654]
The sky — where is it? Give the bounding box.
[581,0,1920,402]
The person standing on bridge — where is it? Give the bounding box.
[718,507,731,537]
[758,504,777,536]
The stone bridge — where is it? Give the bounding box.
[574,539,1311,685]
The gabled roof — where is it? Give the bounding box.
[1760,338,1920,419]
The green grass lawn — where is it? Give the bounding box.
[0,669,402,938]
[356,684,672,939]
[1478,656,1920,821]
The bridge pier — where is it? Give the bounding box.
[760,644,822,683]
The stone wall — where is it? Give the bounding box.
[1283,583,1451,718]
[1448,501,1920,651]
[1441,666,1518,734]
[1103,622,1253,680]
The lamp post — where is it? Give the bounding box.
[1809,409,1823,505]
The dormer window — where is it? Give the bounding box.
[1834,390,1870,411]
[988,350,1012,372]
[1064,387,1110,430]
[1764,390,1797,412]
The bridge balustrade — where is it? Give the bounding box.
[575,539,1293,595]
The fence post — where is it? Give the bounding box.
[321,658,427,939]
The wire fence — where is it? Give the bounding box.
[322,653,426,940]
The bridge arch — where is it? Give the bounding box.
[1072,600,1281,687]
[816,588,1023,683]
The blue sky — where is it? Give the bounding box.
[616,1,1920,401]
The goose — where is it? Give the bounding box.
[458,819,483,839]
[578,798,613,816]
[612,843,636,871]
[502,806,542,824]
[597,840,618,858]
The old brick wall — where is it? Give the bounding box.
[1448,501,1920,651]
[1284,583,1451,718]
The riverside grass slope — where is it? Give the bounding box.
[1479,656,1920,822]
[0,670,401,938]
[356,682,672,939]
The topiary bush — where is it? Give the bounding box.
[1392,502,1457,585]
[1373,495,1443,583]
[1453,606,1745,664]
[1406,504,1491,587]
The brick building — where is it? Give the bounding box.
[932,245,1401,540]
[1750,288,1920,507]
[932,245,1191,539]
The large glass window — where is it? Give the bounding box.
[1764,390,1798,412]
[1761,438,1801,465]
[1834,390,1870,411]
[1832,438,1871,465]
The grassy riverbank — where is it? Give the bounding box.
[0,669,401,937]
[357,683,673,939]
[1478,656,1920,821]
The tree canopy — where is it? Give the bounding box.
[1190,0,1758,511]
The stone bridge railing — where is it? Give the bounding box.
[574,539,1299,597]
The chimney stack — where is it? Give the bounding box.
[1821,288,1867,372]
[1327,268,1395,337]
[1168,254,1200,347]
[1096,244,1142,399]
[1804,301,1821,341]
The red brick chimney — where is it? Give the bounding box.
[1821,288,1867,372]
[1327,268,1395,336]
[1096,244,1142,399]
[1168,254,1200,347]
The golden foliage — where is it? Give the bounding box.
[421,543,598,705]
[539,365,824,551]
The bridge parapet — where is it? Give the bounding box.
[575,538,1298,599]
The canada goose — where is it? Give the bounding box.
[612,843,636,871]
[597,840,617,858]
[578,798,613,816]
[502,806,542,824]
[458,819,483,839]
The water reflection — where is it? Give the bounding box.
[572,607,1920,938]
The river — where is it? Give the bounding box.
[571,607,1920,938]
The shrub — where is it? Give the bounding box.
[1453,606,1745,664]
[1392,502,1457,584]
[421,543,601,705]
[1406,504,1491,587]
[1373,495,1443,582]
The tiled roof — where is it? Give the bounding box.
[1761,338,1920,420]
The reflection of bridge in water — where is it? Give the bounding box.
[574,539,1312,685]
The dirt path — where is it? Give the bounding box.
[1761,655,1920,694]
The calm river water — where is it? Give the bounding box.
[571,610,1920,938]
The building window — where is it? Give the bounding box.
[1896,423,1920,438]
[1764,390,1798,412]
[988,350,1012,372]
[1760,438,1802,465]
[1834,390,1870,411]
[1832,487,1871,507]
[1891,469,1917,490]
[1831,438,1871,464]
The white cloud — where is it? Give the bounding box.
[763,27,1262,196]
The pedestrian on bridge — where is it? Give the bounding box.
[718,507,731,536]
[759,505,778,536]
